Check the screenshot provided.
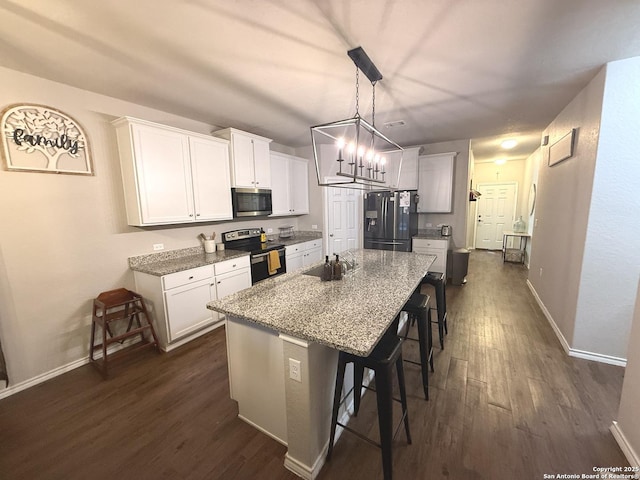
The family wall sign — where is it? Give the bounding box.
[1,104,93,175]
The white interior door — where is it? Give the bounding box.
[324,180,361,256]
[475,182,517,250]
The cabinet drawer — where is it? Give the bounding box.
[286,244,303,255]
[214,255,250,276]
[162,264,214,291]
[413,238,448,249]
[304,240,322,250]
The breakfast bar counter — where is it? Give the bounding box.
[207,249,435,480]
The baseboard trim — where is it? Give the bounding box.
[526,280,571,354]
[526,280,626,367]
[569,348,626,367]
[0,357,90,400]
[610,421,640,468]
[284,447,326,480]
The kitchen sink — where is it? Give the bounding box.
[302,264,325,278]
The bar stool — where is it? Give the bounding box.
[327,334,411,480]
[421,272,447,349]
[399,292,433,400]
[90,288,159,377]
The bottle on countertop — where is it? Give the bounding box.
[260,228,267,243]
[332,254,343,280]
[321,255,332,282]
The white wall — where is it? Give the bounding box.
[572,57,640,359]
[527,66,605,351]
[527,56,640,363]
[0,66,301,392]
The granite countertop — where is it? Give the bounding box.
[271,231,323,247]
[129,247,250,276]
[413,228,452,240]
[207,249,435,356]
[128,232,324,276]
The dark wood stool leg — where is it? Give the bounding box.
[327,353,346,460]
[416,309,430,400]
[374,365,394,480]
[89,319,96,362]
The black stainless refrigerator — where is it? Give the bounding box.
[364,190,419,252]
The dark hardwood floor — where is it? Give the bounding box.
[0,250,628,479]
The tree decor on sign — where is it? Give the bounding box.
[1,104,93,175]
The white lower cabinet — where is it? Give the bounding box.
[412,238,449,275]
[285,239,322,273]
[134,256,251,351]
[164,277,217,341]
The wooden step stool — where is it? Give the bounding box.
[90,288,159,377]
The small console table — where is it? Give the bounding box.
[502,231,530,264]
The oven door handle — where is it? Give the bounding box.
[251,249,285,260]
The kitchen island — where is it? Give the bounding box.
[207,249,435,480]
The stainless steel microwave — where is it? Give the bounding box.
[231,188,273,217]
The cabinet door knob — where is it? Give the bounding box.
[188,276,194,280]
[217,281,221,284]
[196,213,200,217]
[189,214,194,217]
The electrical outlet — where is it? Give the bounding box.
[535,218,539,227]
[289,358,301,382]
[267,228,273,234]
[312,224,318,230]
[153,243,164,251]
[539,267,543,277]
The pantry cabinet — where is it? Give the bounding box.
[417,152,455,213]
[133,256,251,351]
[269,152,309,216]
[214,128,272,188]
[113,117,232,226]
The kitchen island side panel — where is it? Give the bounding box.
[226,316,287,445]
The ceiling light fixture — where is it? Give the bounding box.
[310,47,403,190]
[501,139,518,149]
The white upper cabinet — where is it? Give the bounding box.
[417,152,456,213]
[385,147,419,190]
[189,136,233,222]
[269,152,309,216]
[113,117,233,226]
[214,128,272,189]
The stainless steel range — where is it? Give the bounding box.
[222,228,286,284]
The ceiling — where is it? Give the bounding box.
[2,0,640,164]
